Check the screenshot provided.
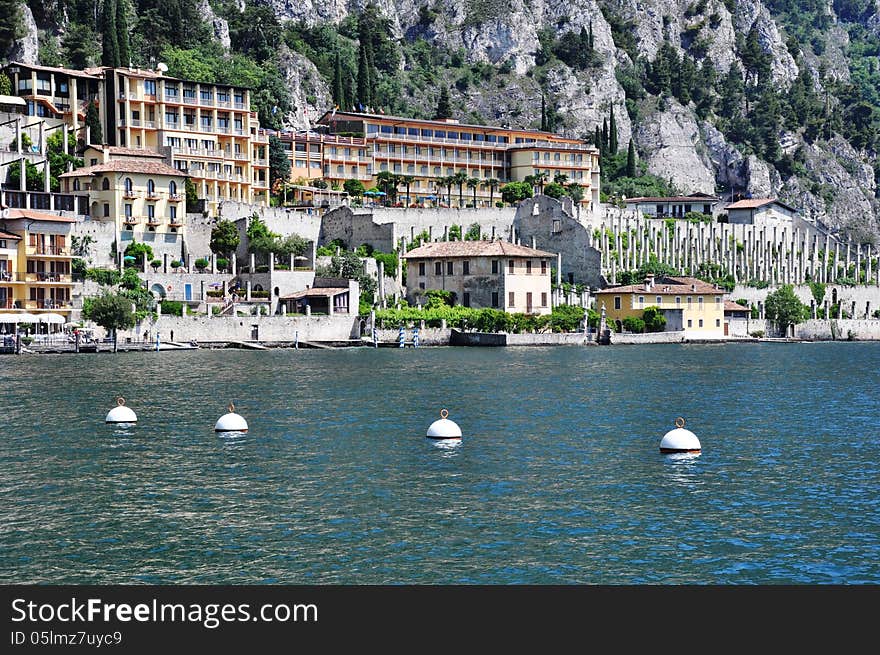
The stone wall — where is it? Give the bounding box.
[731,284,880,319]
[514,196,603,289]
[375,328,451,346]
[127,314,359,343]
[610,330,687,344]
[796,319,880,340]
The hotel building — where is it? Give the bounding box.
[6,62,270,215]
[283,111,601,212]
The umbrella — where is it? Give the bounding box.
[209,282,223,288]
[38,313,65,324]
[16,313,39,323]
[123,255,136,262]
[0,314,21,323]
[364,190,386,196]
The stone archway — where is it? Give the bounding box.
[150,283,167,299]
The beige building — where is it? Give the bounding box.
[595,274,726,339]
[60,146,187,250]
[725,198,798,225]
[403,241,554,314]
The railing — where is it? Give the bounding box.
[0,298,11,308]
[164,92,179,102]
[17,272,73,283]
[168,194,183,201]
[123,216,139,225]
[146,192,161,200]
[122,191,139,199]
[234,102,246,110]
[183,95,198,105]
[24,299,73,309]
[29,245,68,256]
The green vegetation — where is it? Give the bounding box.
[210,220,241,258]
[374,304,586,333]
[764,284,809,332]
[83,292,136,352]
[501,181,533,204]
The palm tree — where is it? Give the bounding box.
[486,178,500,207]
[553,172,569,186]
[375,171,398,206]
[466,177,480,208]
[531,172,547,195]
[452,170,469,208]
[399,175,416,206]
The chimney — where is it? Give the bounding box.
[644,273,654,290]
[691,283,696,292]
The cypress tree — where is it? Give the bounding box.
[101,0,120,68]
[540,93,547,131]
[588,21,594,50]
[609,105,618,155]
[116,0,131,67]
[601,118,609,154]
[626,138,637,177]
[594,125,601,149]
[333,49,345,108]
[434,86,451,120]
[86,100,103,145]
[356,44,371,108]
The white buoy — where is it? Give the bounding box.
[105,396,137,424]
[215,403,248,433]
[660,417,701,454]
[426,409,462,440]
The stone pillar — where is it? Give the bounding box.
[556,252,562,306]
[246,279,252,301]
[15,117,22,154]
[249,253,255,273]
[290,253,295,270]
[186,253,193,272]
[210,253,216,274]
[268,252,274,274]
[328,295,334,315]
[378,259,385,308]
[231,253,237,276]
[305,304,311,316]
[443,225,448,241]
[856,246,862,284]
[163,253,168,274]
[824,299,830,320]
[810,300,816,319]
[200,280,205,302]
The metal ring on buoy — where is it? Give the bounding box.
[228,402,235,413]
[675,417,686,428]
[440,409,448,419]
[117,396,125,406]
[167,285,173,292]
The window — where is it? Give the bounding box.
[147,179,155,195]
[492,260,498,274]
[462,261,470,275]
[715,296,721,305]
[614,296,621,310]
[144,80,156,95]
[147,205,155,220]
[699,319,703,327]
[463,293,470,307]
[447,261,453,275]
[124,178,133,193]
[103,204,109,217]
[526,260,532,274]
[526,292,533,309]
[419,282,425,290]
[508,291,515,307]
[169,181,177,196]
[419,262,425,276]
[492,292,499,307]
[541,260,547,275]
[638,296,644,306]
[688,319,692,327]
[541,292,547,307]
[435,262,442,275]
[508,260,515,274]
[656,296,662,305]
[124,203,132,216]
[716,319,721,327]
[687,297,692,307]
[676,297,681,305]
[169,207,177,221]
[698,296,703,308]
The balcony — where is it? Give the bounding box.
[168,194,183,202]
[122,190,139,200]
[164,92,180,102]
[234,102,246,110]
[146,216,161,226]
[123,216,139,226]
[24,299,73,310]
[146,192,161,201]
[20,271,73,283]
[182,95,197,105]
[29,245,68,256]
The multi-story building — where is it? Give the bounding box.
[5,62,271,215]
[725,198,798,225]
[0,208,77,317]
[595,274,726,339]
[59,145,187,252]
[403,241,554,314]
[282,111,601,211]
[625,193,721,218]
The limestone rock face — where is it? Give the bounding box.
[9,4,39,65]
[634,100,716,195]
[277,44,332,131]
[199,0,231,51]
[735,0,799,86]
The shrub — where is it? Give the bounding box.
[251,290,269,298]
[750,330,765,338]
[549,304,585,332]
[150,259,161,271]
[85,268,121,287]
[170,260,182,270]
[642,306,667,332]
[495,201,504,208]
[206,290,224,298]
[622,316,646,333]
[160,300,184,316]
[216,257,229,272]
[194,258,209,271]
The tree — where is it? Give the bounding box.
[268,135,291,189]
[452,170,468,208]
[117,0,131,66]
[84,292,135,352]
[210,220,241,258]
[642,306,667,332]
[343,178,366,198]
[0,73,10,96]
[500,181,533,204]
[85,100,103,145]
[375,171,399,204]
[399,175,415,206]
[101,0,120,67]
[543,182,566,199]
[63,24,100,69]
[609,104,618,155]
[0,0,24,55]
[123,240,153,266]
[466,177,480,207]
[764,284,807,334]
[448,224,462,241]
[434,86,452,119]
[464,223,481,240]
[356,41,372,108]
[185,177,199,212]
[626,138,637,177]
[540,93,548,131]
[246,214,279,258]
[332,49,346,109]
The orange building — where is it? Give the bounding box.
[282,111,600,211]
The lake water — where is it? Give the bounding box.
[1,343,878,584]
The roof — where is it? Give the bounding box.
[725,198,798,212]
[0,230,22,240]
[280,287,349,300]
[2,209,77,223]
[318,110,585,143]
[0,95,26,106]
[597,276,723,295]
[9,61,100,79]
[627,195,721,203]
[86,146,166,159]
[724,300,750,312]
[403,240,556,259]
[60,159,184,178]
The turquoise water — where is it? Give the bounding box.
[1,343,878,584]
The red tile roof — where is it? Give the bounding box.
[280,287,349,300]
[627,195,720,203]
[0,230,22,240]
[598,276,723,295]
[724,300,750,312]
[88,146,165,159]
[403,240,555,259]
[725,198,777,209]
[60,159,183,178]
[3,209,76,223]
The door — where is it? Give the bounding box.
[251,325,259,340]
[724,322,729,336]
[184,283,192,301]
[526,292,533,313]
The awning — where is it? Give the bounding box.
[16,313,40,323]
[38,313,66,324]
[0,314,21,323]
[0,95,27,107]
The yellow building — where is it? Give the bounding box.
[281,111,600,211]
[0,208,77,317]
[60,146,187,246]
[403,241,554,314]
[595,275,726,339]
